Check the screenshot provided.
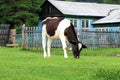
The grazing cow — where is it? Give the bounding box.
[42,17,85,58]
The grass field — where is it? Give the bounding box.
[0,47,120,80]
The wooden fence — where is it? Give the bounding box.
[0,24,10,46]
[80,30,120,48]
[22,26,120,50]
[22,26,42,50]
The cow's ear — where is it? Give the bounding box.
[82,44,87,48]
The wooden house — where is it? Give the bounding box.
[93,9,120,31]
[38,0,120,31]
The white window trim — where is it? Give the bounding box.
[81,19,90,29]
[70,19,78,28]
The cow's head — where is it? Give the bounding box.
[72,42,86,58]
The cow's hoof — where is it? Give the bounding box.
[44,54,47,58]
[48,55,51,58]
[64,56,68,59]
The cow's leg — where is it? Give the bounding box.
[60,37,68,58]
[47,38,52,57]
[42,28,47,58]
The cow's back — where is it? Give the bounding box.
[42,17,64,38]
[42,17,76,41]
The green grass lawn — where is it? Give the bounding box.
[0,47,120,80]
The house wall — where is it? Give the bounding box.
[66,17,94,30]
[38,17,120,32]
[93,24,120,31]
[38,17,99,32]
[38,20,42,32]
[66,17,120,31]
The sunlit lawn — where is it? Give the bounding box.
[0,47,120,80]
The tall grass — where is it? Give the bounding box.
[0,47,120,80]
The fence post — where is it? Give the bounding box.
[36,26,39,51]
[22,24,25,49]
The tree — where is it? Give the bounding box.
[104,0,120,4]
[0,0,44,29]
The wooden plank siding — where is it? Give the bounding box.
[0,24,10,46]
[39,1,64,20]
[22,26,120,51]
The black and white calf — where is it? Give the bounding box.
[42,17,84,58]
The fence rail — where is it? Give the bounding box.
[0,24,10,46]
[22,26,120,50]
[80,30,120,48]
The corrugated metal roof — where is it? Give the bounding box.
[93,9,120,24]
[48,0,120,17]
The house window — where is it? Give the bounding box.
[81,19,90,28]
[95,28,109,31]
[46,7,52,14]
[118,27,120,31]
[70,19,77,28]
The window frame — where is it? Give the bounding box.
[70,19,78,28]
[81,19,90,29]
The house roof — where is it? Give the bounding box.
[93,9,120,24]
[47,0,120,17]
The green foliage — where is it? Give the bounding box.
[104,0,120,4]
[0,47,120,80]
[0,0,44,28]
